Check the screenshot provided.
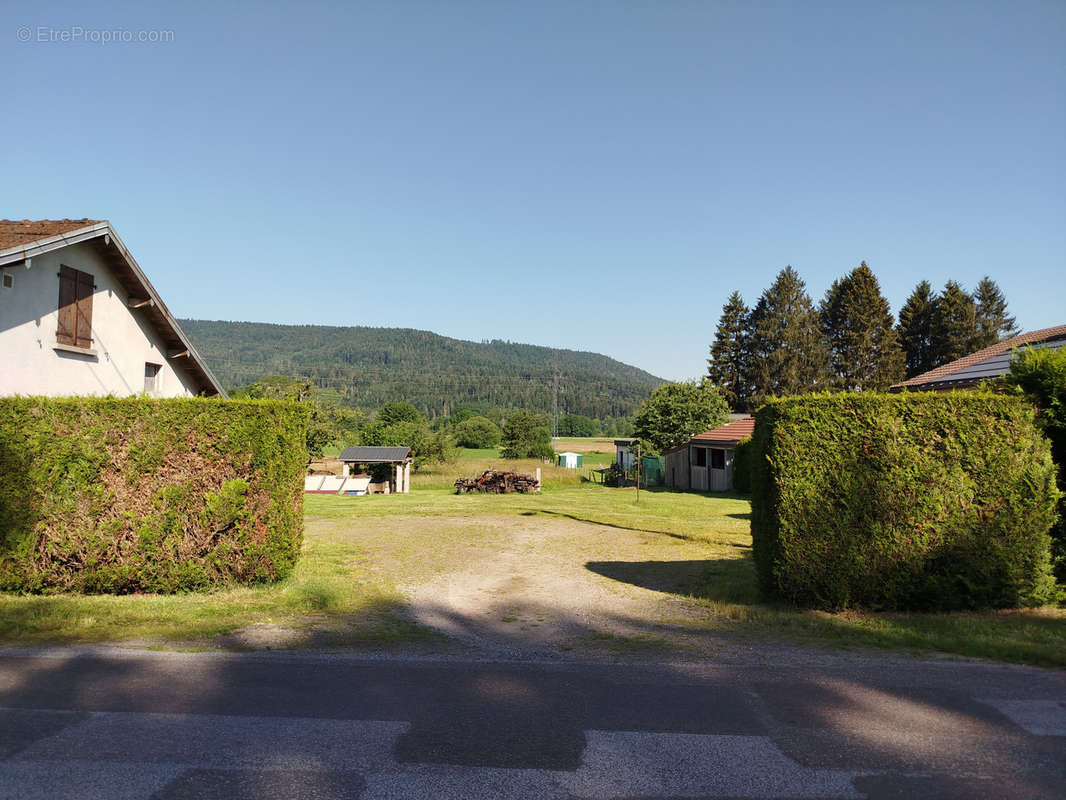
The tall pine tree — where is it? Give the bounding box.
[897,281,939,378]
[972,276,1018,350]
[707,290,751,410]
[746,266,831,407]
[932,280,978,367]
[819,262,904,391]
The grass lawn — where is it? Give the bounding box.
[2,477,1064,667]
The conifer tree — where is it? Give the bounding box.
[897,281,939,378]
[706,290,751,410]
[746,266,831,407]
[972,276,1018,350]
[819,262,904,391]
[932,280,978,367]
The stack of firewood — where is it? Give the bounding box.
[455,470,541,494]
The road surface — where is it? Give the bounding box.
[1,647,1064,799]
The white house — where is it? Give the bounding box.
[0,219,224,398]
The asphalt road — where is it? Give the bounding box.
[0,648,1064,799]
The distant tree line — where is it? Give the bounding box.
[707,264,1017,411]
[180,319,661,427]
[232,376,616,463]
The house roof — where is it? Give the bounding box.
[691,416,756,446]
[890,324,1066,391]
[0,219,225,398]
[0,219,104,250]
[339,446,412,463]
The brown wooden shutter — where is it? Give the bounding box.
[74,270,94,348]
[56,266,77,345]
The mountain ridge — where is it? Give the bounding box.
[179,318,663,421]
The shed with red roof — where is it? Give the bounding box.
[663,416,755,492]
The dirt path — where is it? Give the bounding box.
[404,515,733,659]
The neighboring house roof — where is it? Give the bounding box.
[339,446,412,462]
[890,324,1066,392]
[0,219,226,397]
[692,416,756,446]
[663,417,757,455]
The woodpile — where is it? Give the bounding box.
[455,470,541,494]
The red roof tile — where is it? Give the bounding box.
[0,219,102,251]
[892,324,1066,389]
[691,416,756,445]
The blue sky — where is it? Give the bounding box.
[4,0,1064,380]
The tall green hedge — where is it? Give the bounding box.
[0,397,307,594]
[750,393,1059,611]
[732,437,754,494]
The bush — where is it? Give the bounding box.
[501,410,553,460]
[0,397,307,594]
[732,437,753,494]
[454,416,502,449]
[1003,345,1066,585]
[750,392,1059,611]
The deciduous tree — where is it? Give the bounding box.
[453,415,503,449]
[632,379,729,454]
[501,410,554,459]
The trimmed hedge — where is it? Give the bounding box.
[750,393,1059,611]
[0,397,307,594]
[732,437,754,494]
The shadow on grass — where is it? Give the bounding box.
[518,509,697,541]
[586,558,760,604]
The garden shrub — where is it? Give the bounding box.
[1003,345,1066,586]
[0,396,307,594]
[750,392,1059,611]
[732,437,753,494]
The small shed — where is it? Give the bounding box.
[338,446,413,494]
[614,439,637,470]
[664,417,755,492]
[557,451,583,469]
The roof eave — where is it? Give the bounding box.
[0,221,111,264]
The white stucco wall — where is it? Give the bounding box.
[0,242,202,397]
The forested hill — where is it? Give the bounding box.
[179,319,663,420]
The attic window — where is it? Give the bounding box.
[57,265,95,349]
[144,362,162,395]
[1,273,11,289]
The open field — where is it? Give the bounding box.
[1,481,1064,666]
[552,437,617,453]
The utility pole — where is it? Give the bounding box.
[551,366,560,438]
[635,440,641,502]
